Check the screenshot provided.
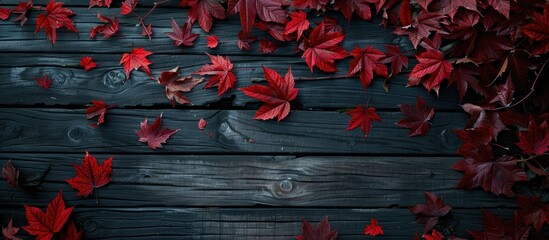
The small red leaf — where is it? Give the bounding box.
[198,118,207,130]
[346,105,381,138]
[121,0,137,15]
[2,160,19,189]
[86,100,112,127]
[166,18,198,47]
[80,56,97,71]
[35,0,77,46]
[36,75,53,90]
[59,221,83,240]
[259,39,278,54]
[0,7,11,20]
[13,1,33,26]
[23,191,74,240]
[206,35,219,48]
[347,46,388,88]
[409,49,453,95]
[517,195,549,232]
[89,0,112,8]
[66,151,113,198]
[136,113,180,149]
[2,218,21,240]
[237,30,257,51]
[296,216,338,240]
[141,23,153,41]
[194,53,237,96]
[396,96,435,137]
[90,14,119,39]
[181,0,226,33]
[284,10,309,41]
[119,47,154,80]
[227,0,286,33]
[516,119,549,156]
[380,45,408,77]
[302,21,347,73]
[157,67,204,106]
[363,218,383,237]
[410,192,452,233]
[422,229,444,240]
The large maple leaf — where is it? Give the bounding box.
[516,119,549,156]
[2,219,21,240]
[119,47,154,80]
[23,191,74,240]
[35,0,77,46]
[517,195,549,232]
[347,46,388,88]
[166,18,198,47]
[136,113,180,149]
[408,49,453,95]
[194,53,237,96]
[468,210,530,240]
[284,10,309,41]
[296,216,338,240]
[410,192,452,233]
[380,45,408,77]
[158,66,204,106]
[363,218,383,237]
[333,0,373,22]
[239,66,298,121]
[452,147,528,197]
[302,21,348,73]
[227,0,286,33]
[66,151,113,198]
[90,14,119,39]
[396,96,435,137]
[521,3,549,55]
[180,0,226,33]
[346,105,381,137]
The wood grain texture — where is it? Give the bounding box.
[0,53,460,110]
[0,108,465,154]
[0,7,413,55]
[1,207,517,239]
[1,153,530,208]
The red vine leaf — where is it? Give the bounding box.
[136,113,180,149]
[166,18,198,47]
[380,45,408,77]
[198,118,207,130]
[227,0,286,33]
[239,66,298,121]
[363,218,383,237]
[2,160,19,189]
[13,0,33,26]
[119,47,154,80]
[2,219,21,240]
[468,210,530,240]
[121,0,137,15]
[408,49,453,95]
[89,0,112,8]
[66,151,113,198]
[86,100,112,127]
[333,0,372,22]
[36,75,53,90]
[410,192,452,233]
[0,7,11,20]
[302,21,347,73]
[346,105,381,138]
[296,216,338,240]
[35,0,77,46]
[206,35,219,48]
[394,12,449,49]
[90,14,119,39]
[396,96,435,137]
[157,66,204,106]
[516,119,549,156]
[284,10,309,41]
[80,56,97,71]
[517,195,549,232]
[194,53,237,96]
[23,191,74,240]
[259,39,278,54]
[347,46,388,88]
[180,0,226,33]
[521,3,549,55]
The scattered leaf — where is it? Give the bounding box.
[194,53,237,96]
[227,0,286,33]
[141,23,153,41]
[86,100,112,127]
[35,0,77,46]
[259,39,278,54]
[90,14,119,39]
[157,66,204,106]
[302,21,347,73]
[80,56,97,71]
[206,35,219,48]
[119,47,154,80]
[516,119,549,156]
[410,192,452,233]
[2,219,21,240]
[166,18,198,47]
[23,191,74,240]
[89,0,112,8]
[66,151,113,198]
[408,49,453,95]
[363,218,383,237]
[347,46,388,88]
[396,96,435,137]
[237,30,257,51]
[468,210,530,240]
[284,10,309,41]
[296,216,338,240]
[36,75,53,90]
[380,45,408,77]
[198,118,207,130]
[180,0,225,33]
[13,0,33,26]
[136,113,180,149]
[121,0,137,15]
[0,7,11,20]
[59,221,83,240]
[333,0,372,22]
[346,105,381,137]
[521,3,549,55]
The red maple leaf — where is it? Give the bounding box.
[13,0,33,26]
[59,221,83,240]
[80,56,96,71]
[89,0,112,8]
[120,0,137,15]
[2,160,19,189]
[90,14,119,39]
[302,21,347,73]
[363,218,383,237]
[395,96,435,137]
[521,3,549,55]
[461,104,506,141]
[198,118,207,130]
[468,210,531,240]
[449,63,487,100]
[517,195,549,232]
[296,216,338,240]
[422,229,444,240]
[141,23,152,41]
[206,35,219,48]
[86,100,113,127]
[410,192,452,233]
[23,191,74,240]
[284,10,309,41]
[66,151,113,198]
[394,11,449,49]
[380,45,408,77]
[239,66,298,121]
[2,219,21,240]
[408,49,453,95]
[516,119,549,156]
[136,113,180,149]
[452,146,527,197]
[293,0,329,11]
[157,66,204,106]
[237,30,257,51]
[194,53,237,96]
[227,0,286,33]
[180,0,225,33]
[166,18,198,47]
[348,46,388,88]
[256,21,294,42]
[36,75,53,90]
[35,0,77,46]
[333,0,373,22]
[259,39,278,54]
[0,7,11,20]
[346,105,381,137]
[119,47,153,80]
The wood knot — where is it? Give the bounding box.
[279,179,293,193]
[102,69,127,89]
[66,126,91,143]
[439,129,461,149]
[42,69,74,85]
[0,121,22,140]
[82,220,98,233]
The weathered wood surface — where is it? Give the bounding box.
[2,153,532,208]
[1,207,516,239]
[0,108,465,154]
[0,53,462,110]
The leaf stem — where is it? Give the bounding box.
[517,155,537,163]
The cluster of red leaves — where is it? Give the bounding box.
[296,216,384,239]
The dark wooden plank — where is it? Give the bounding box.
[0,8,412,55]
[0,108,465,154]
[0,53,461,110]
[1,154,530,208]
[1,207,517,239]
